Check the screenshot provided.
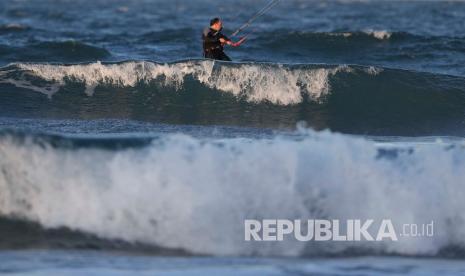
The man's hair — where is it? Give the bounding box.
[210,17,221,26]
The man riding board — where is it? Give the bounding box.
[202,18,246,61]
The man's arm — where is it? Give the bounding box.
[219,33,231,45]
[219,34,246,47]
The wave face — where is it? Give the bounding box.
[1,130,465,257]
[1,60,465,136]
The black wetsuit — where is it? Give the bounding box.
[202,27,231,61]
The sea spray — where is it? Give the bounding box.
[1,130,465,257]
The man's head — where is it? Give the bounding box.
[210,17,222,31]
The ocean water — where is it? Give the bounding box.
[1,0,465,275]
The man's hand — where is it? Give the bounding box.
[228,37,247,47]
[219,37,246,47]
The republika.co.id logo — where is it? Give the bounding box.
[244,219,434,242]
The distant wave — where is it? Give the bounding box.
[0,41,110,63]
[260,30,456,43]
[257,30,465,54]
[1,130,465,257]
[1,60,465,135]
[0,23,30,34]
[33,41,111,59]
[270,30,403,42]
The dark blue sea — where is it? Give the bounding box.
[1,0,465,275]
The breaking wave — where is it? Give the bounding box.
[1,130,465,257]
[1,60,465,135]
[0,60,354,103]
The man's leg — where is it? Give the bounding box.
[204,51,215,59]
[218,51,231,61]
[204,50,231,61]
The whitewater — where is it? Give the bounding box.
[1,129,465,258]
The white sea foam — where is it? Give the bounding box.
[364,30,392,40]
[0,23,28,31]
[0,61,363,105]
[328,30,392,40]
[1,131,465,257]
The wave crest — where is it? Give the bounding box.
[3,60,372,104]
